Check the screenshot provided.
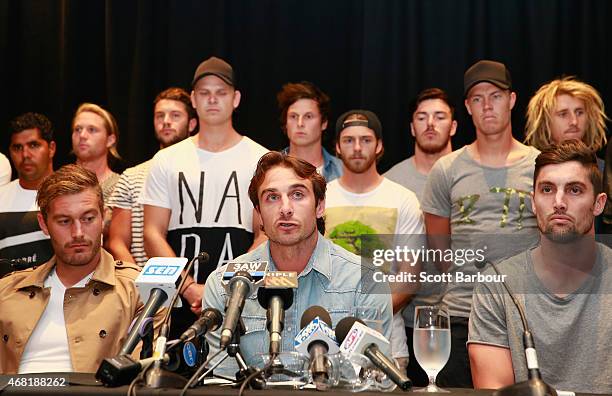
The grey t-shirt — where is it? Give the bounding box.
[385,156,428,201]
[385,156,442,326]
[421,146,541,317]
[469,243,612,394]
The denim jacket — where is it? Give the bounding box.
[202,234,392,377]
[281,147,343,182]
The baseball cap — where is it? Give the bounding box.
[192,56,235,87]
[335,110,383,140]
[464,60,512,96]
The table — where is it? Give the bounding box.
[0,373,606,396]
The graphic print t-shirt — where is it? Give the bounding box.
[141,136,268,283]
[0,180,53,265]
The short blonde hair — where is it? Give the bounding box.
[525,77,608,151]
[72,103,121,160]
[37,164,104,220]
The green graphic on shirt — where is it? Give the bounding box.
[329,220,386,256]
[452,188,530,229]
[453,194,480,225]
[490,187,529,229]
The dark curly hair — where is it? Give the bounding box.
[9,112,55,143]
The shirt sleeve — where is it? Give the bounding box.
[139,152,171,209]
[398,190,425,235]
[468,277,511,348]
[0,153,11,186]
[107,171,133,210]
[421,158,452,218]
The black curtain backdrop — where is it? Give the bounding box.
[1,0,611,175]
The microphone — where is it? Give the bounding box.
[294,306,339,383]
[477,261,556,396]
[220,271,255,348]
[180,307,223,343]
[257,271,298,355]
[96,353,171,386]
[119,257,188,356]
[336,317,412,391]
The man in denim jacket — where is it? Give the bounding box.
[203,151,392,378]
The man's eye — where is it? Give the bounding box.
[266,194,279,201]
[569,186,582,194]
[541,186,552,193]
[292,191,304,199]
[28,142,40,149]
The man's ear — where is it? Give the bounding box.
[37,213,49,236]
[316,198,325,219]
[106,133,116,149]
[450,120,458,137]
[233,90,242,109]
[594,192,607,216]
[188,118,198,133]
[509,91,517,110]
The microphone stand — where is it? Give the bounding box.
[484,262,557,396]
[227,320,266,390]
[144,253,209,389]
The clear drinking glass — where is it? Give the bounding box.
[413,305,451,393]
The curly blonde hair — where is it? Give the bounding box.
[525,77,608,151]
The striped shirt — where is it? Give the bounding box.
[107,160,151,266]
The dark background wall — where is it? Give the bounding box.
[1,0,611,175]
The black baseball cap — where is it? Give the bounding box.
[464,60,512,96]
[335,109,383,140]
[192,56,235,87]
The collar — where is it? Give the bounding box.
[281,146,336,168]
[254,233,332,281]
[14,248,117,290]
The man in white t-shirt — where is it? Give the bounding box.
[107,87,197,266]
[141,56,268,337]
[0,113,56,266]
[324,109,424,373]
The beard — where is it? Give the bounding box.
[157,128,189,148]
[415,132,451,155]
[540,215,593,245]
[341,155,377,174]
[56,236,101,267]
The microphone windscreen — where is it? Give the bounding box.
[257,287,294,310]
[201,307,223,329]
[335,316,365,344]
[300,306,332,328]
[197,251,210,264]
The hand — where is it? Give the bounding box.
[182,282,204,315]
